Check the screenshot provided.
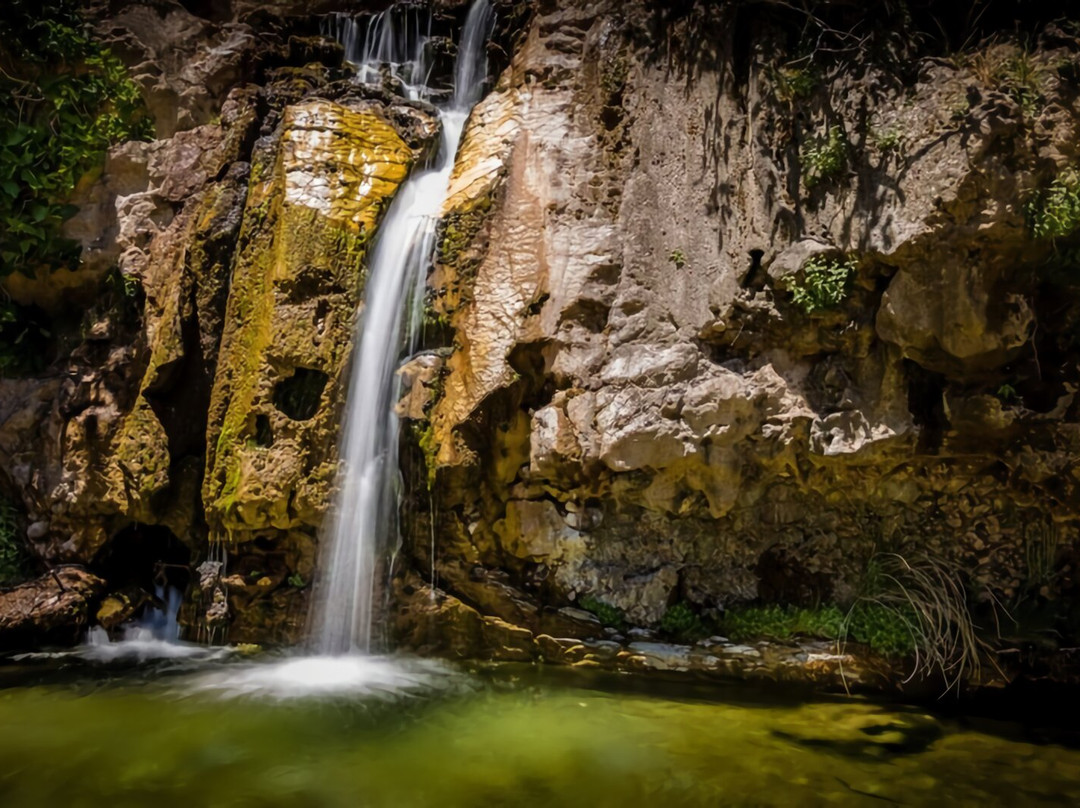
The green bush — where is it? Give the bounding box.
[579,595,626,631]
[659,602,706,641]
[789,254,855,314]
[0,0,153,277]
[1026,170,1080,240]
[0,496,30,586]
[801,125,848,189]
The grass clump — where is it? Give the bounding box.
[789,254,855,314]
[579,595,626,631]
[1026,170,1080,240]
[659,602,706,641]
[855,552,985,691]
[0,0,153,277]
[801,125,848,189]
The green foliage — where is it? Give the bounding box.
[720,602,916,658]
[659,602,706,641]
[0,298,52,377]
[845,601,917,657]
[1001,49,1048,119]
[669,249,686,269]
[1026,170,1080,240]
[789,254,855,314]
[801,125,848,189]
[579,595,626,631]
[869,124,902,154]
[288,572,307,589]
[0,0,153,277]
[721,604,845,643]
[995,383,1019,403]
[768,64,816,103]
[0,496,30,586]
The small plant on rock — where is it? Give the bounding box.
[768,64,816,103]
[789,254,855,314]
[659,602,706,641]
[1026,170,1080,240]
[580,595,626,631]
[869,123,903,154]
[801,125,848,189]
[669,249,686,269]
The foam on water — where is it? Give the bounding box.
[186,655,452,700]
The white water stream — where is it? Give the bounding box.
[311,0,493,658]
[64,2,493,697]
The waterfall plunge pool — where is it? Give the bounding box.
[1,652,1080,806]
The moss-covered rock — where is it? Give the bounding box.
[204,100,413,547]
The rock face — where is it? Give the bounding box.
[3,0,1080,691]
[397,0,1080,686]
[0,568,106,649]
[0,0,438,646]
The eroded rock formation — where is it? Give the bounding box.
[396,0,1080,688]
[2,0,1080,693]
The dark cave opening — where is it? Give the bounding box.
[92,523,191,596]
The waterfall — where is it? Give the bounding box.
[311,0,495,656]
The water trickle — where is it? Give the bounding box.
[311,0,495,656]
[82,585,219,662]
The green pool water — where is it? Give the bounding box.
[0,651,1078,807]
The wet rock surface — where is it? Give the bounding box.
[0,568,106,649]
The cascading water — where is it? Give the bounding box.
[81,585,224,662]
[311,0,495,656]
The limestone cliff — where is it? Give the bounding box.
[2,0,1080,692]
[397,0,1080,689]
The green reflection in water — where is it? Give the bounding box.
[0,657,1078,807]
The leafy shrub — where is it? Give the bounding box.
[0,496,30,586]
[0,0,153,277]
[1026,170,1080,240]
[801,125,848,188]
[659,602,706,641]
[869,124,902,154]
[789,254,855,314]
[579,595,626,631]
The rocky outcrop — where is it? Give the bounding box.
[0,0,441,647]
[0,568,105,649]
[4,0,1080,694]
[399,0,1080,687]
